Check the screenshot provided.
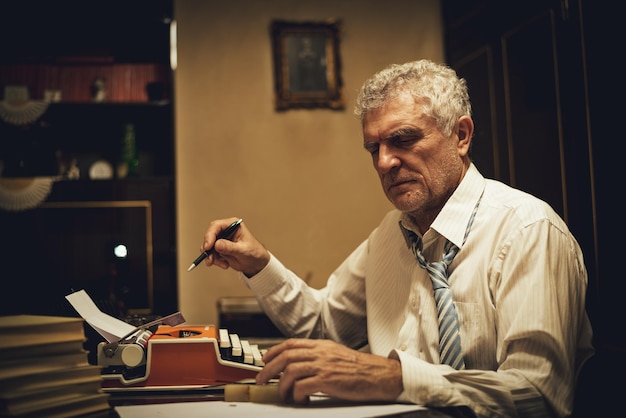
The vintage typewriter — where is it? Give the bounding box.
[97,324,265,389]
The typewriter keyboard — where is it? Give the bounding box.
[219,328,266,366]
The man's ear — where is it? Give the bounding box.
[456,115,474,157]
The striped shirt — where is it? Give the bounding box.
[241,163,594,417]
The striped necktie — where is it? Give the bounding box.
[409,236,465,369]
[400,196,481,369]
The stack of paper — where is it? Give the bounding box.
[0,315,110,418]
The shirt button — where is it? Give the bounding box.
[399,344,407,351]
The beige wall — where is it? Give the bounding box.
[174,0,444,325]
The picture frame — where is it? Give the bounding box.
[270,19,344,111]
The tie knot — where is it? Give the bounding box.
[399,222,460,282]
[403,229,456,262]
[442,240,459,264]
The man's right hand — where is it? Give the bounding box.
[201,218,271,277]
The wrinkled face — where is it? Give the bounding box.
[362,92,468,218]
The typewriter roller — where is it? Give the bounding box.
[98,324,265,389]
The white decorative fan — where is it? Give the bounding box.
[0,85,50,126]
[0,100,49,126]
[0,177,55,211]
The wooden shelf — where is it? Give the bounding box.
[0,0,177,322]
[0,1,174,179]
[0,63,171,103]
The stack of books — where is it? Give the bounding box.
[0,315,110,418]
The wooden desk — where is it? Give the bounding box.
[84,389,474,418]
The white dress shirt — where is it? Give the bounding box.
[240,163,594,417]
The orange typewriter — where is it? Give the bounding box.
[97,324,264,389]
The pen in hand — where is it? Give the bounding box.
[187,218,243,272]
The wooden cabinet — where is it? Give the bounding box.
[0,0,177,319]
[442,0,619,414]
[0,0,173,180]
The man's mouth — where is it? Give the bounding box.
[387,178,414,192]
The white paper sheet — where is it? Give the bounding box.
[65,289,137,342]
[115,397,430,418]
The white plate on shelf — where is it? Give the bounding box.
[89,160,114,180]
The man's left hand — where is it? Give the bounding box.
[255,338,403,404]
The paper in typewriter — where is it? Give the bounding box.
[65,289,138,342]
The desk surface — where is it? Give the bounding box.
[85,390,473,418]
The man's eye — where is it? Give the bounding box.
[364,144,379,155]
[394,136,417,147]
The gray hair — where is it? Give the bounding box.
[354,60,472,137]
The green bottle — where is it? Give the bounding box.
[118,123,139,178]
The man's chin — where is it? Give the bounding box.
[388,195,419,212]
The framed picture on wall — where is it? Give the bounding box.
[270,19,344,111]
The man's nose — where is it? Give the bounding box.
[376,145,400,172]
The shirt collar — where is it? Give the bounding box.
[400,163,485,249]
